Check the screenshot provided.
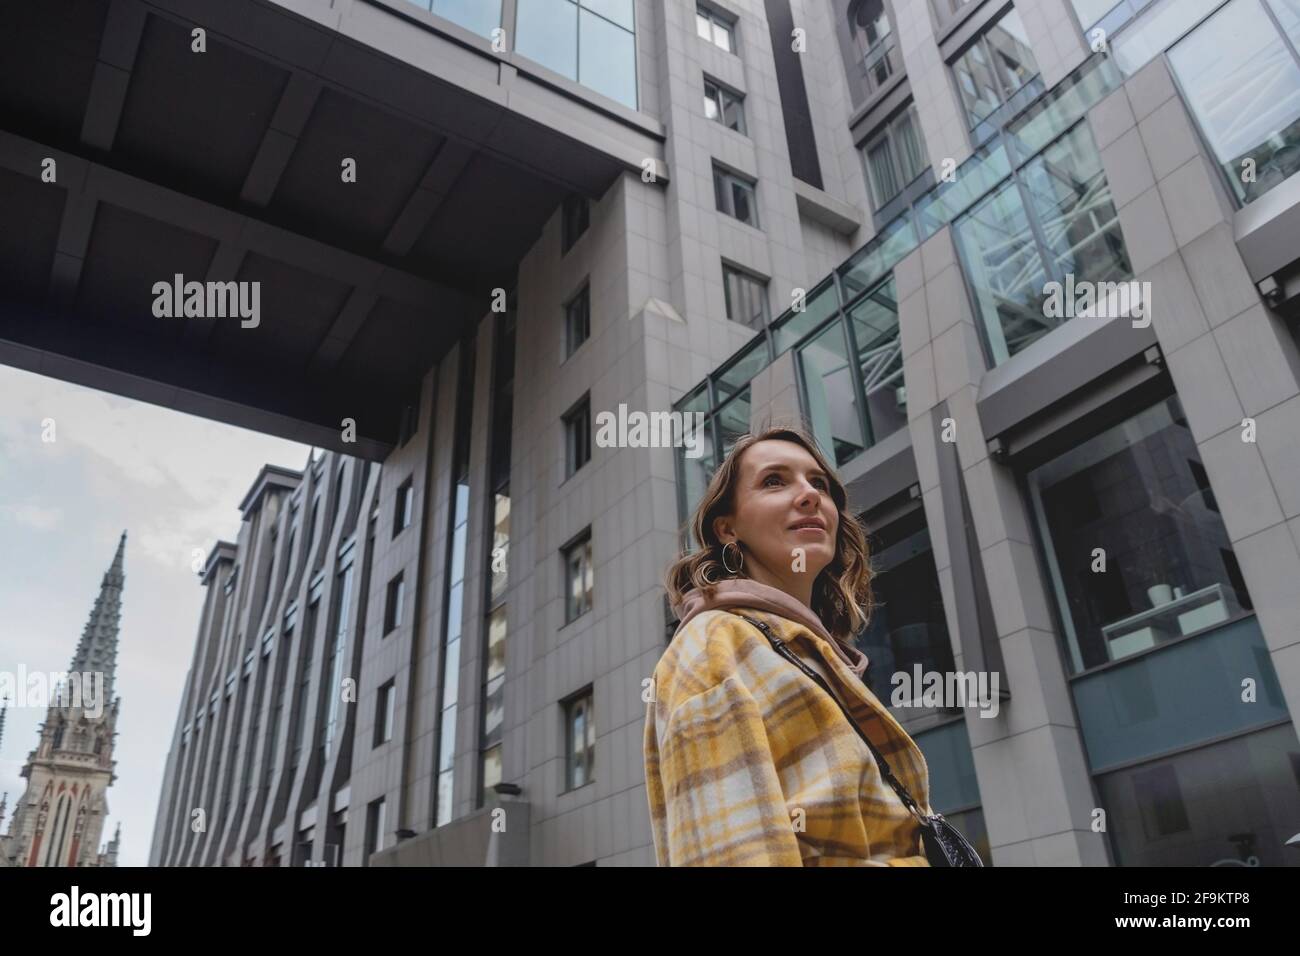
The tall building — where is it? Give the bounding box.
[0,0,1293,866]
[1,534,126,868]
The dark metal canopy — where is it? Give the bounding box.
[0,0,662,458]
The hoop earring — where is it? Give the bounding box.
[721,541,744,575]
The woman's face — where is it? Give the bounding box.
[713,439,840,589]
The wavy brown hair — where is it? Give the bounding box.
[664,424,874,645]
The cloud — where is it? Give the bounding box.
[0,502,64,530]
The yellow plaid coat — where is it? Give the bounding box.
[644,607,933,866]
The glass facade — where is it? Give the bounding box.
[1096,722,1300,866]
[1168,0,1300,205]
[855,506,957,709]
[1027,396,1252,674]
[951,8,1040,132]
[434,340,476,827]
[479,309,514,806]
[322,562,354,758]
[516,0,637,109]
[404,0,502,38]
[954,119,1130,363]
[798,275,904,466]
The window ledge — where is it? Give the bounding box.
[793,179,862,236]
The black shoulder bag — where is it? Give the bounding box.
[738,614,984,868]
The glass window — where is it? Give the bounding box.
[862,105,930,209]
[565,689,596,788]
[849,0,899,100]
[565,284,590,357]
[716,388,751,458]
[1027,395,1254,674]
[579,8,637,107]
[393,478,413,537]
[582,0,633,30]
[490,492,511,603]
[424,0,502,38]
[713,165,759,226]
[722,264,770,328]
[1070,0,1122,29]
[1168,0,1300,205]
[953,179,1048,364]
[1021,121,1130,294]
[696,5,735,53]
[517,0,637,108]
[954,120,1130,363]
[516,0,578,79]
[933,0,976,20]
[375,680,395,746]
[563,532,594,622]
[951,8,1039,129]
[847,276,907,444]
[384,572,405,635]
[364,797,386,863]
[704,78,746,134]
[799,320,866,466]
[1096,721,1300,866]
[1110,0,1224,77]
[483,607,507,745]
[856,506,958,708]
[563,394,591,477]
[561,194,589,253]
[774,277,838,351]
[838,212,918,300]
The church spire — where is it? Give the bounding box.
[69,532,126,704]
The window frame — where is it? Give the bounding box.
[703,76,747,134]
[562,686,596,790]
[564,282,591,358]
[561,528,594,624]
[712,164,760,227]
[696,4,737,54]
[949,6,1042,133]
[561,193,590,254]
[721,262,771,329]
[393,477,413,539]
[383,572,405,636]
[862,105,929,210]
[562,393,592,478]
[375,679,395,747]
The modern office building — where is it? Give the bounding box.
[2,0,1296,866]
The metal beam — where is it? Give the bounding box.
[81,0,149,151]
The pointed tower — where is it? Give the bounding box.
[2,533,126,867]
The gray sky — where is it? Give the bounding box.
[0,366,311,866]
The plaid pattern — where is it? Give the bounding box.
[644,607,932,866]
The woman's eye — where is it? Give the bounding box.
[812,478,828,490]
[763,474,782,486]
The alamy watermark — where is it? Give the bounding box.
[1043,274,1152,327]
[594,404,708,458]
[152,274,261,328]
[891,665,1001,718]
[0,667,105,718]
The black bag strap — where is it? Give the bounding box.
[736,613,930,825]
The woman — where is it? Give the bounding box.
[643,425,933,866]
